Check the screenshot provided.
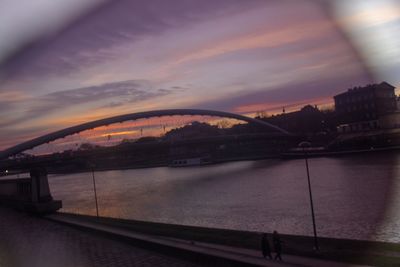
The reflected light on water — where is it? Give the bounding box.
[50,152,400,242]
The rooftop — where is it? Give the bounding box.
[334,81,395,98]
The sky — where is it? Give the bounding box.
[0,0,399,151]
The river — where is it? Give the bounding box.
[49,151,400,243]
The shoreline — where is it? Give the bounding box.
[49,146,400,175]
[281,145,400,159]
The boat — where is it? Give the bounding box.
[169,156,212,167]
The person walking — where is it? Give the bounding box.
[261,233,272,259]
[273,230,283,261]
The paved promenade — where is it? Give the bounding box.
[0,207,205,267]
[46,213,370,267]
[0,207,371,267]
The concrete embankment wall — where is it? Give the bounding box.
[0,169,62,213]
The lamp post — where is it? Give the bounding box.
[90,163,99,218]
[298,141,319,251]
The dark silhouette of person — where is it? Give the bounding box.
[261,233,272,259]
[273,230,283,261]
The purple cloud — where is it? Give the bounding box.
[0,79,177,128]
[1,0,267,80]
[192,74,372,113]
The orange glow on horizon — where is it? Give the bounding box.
[100,130,139,137]
[236,96,334,116]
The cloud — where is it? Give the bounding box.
[192,74,371,114]
[0,0,378,150]
[42,80,160,104]
[0,90,29,102]
[171,20,333,67]
[0,79,177,128]
[0,0,266,80]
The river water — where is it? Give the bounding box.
[49,151,400,242]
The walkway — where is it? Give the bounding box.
[0,207,205,267]
[45,212,370,267]
[0,206,372,267]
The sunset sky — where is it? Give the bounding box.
[0,0,399,151]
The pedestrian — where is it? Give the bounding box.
[261,233,272,259]
[272,230,283,261]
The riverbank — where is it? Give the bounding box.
[49,146,400,174]
[281,145,400,159]
[48,154,277,174]
[53,212,400,266]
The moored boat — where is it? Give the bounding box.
[169,157,212,167]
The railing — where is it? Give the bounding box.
[0,177,32,201]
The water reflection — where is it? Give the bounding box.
[49,152,399,242]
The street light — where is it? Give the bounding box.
[298,141,319,251]
[90,163,99,218]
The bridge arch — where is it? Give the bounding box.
[0,109,290,159]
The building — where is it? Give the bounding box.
[334,82,397,133]
[262,105,334,134]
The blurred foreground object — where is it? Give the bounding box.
[330,0,400,87]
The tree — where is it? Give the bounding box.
[78,143,99,151]
[256,111,269,119]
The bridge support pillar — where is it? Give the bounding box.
[28,167,62,214]
[30,167,52,203]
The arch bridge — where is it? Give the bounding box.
[0,109,291,160]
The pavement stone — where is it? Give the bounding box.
[0,207,371,267]
[0,207,207,267]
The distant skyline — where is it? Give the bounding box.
[0,0,399,150]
